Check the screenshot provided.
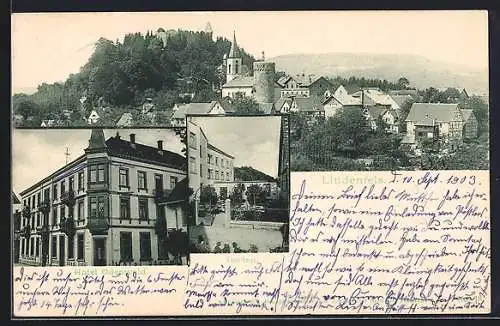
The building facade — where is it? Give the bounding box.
[17,129,188,266]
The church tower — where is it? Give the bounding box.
[226,31,243,83]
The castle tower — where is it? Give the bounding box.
[85,128,107,153]
[226,31,243,82]
[253,60,276,104]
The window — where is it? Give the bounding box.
[60,206,65,221]
[32,195,35,208]
[138,171,147,190]
[208,169,212,180]
[30,237,34,256]
[235,61,239,74]
[120,197,130,219]
[77,233,84,260]
[35,238,40,257]
[44,188,50,202]
[139,232,152,261]
[51,236,57,258]
[226,172,230,181]
[78,200,84,219]
[120,232,133,261]
[69,176,74,191]
[190,157,196,174]
[37,212,41,227]
[200,145,202,156]
[53,184,58,200]
[200,164,203,178]
[37,193,41,206]
[189,132,197,148]
[119,168,129,187]
[221,158,224,168]
[31,213,35,229]
[139,198,148,220]
[215,157,219,166]
[215,171,219,180]
[90,197,106,218]
[170,176,178,189]
[89,164,105,183]
[78,172,84,190]
[154,174,163,190]
[228,64,231,73]
[52,208,57,226]
[60,180,66,196]
[68,235,74,259]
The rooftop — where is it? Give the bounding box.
[222,76,255,88]
[405,103,462,125]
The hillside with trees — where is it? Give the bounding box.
[12,29,256,127]
[234,166,276,182]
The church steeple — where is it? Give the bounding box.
[226,30,243,82]
[228,30,241,58]
[86,128,107,152]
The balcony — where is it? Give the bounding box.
[22,206,31,219]
[38,199,51,214]
[154,188,173,204]
[60,217,76,237]
[87,218,109,235]
[61,190,76,206]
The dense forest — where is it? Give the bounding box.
[12,29,256,126]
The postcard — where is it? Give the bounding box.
[11,10,490,317]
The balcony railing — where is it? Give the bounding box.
[154,188,173,204]
[87,218,109,235]
[38,199,51,214]
[61,190,76,206]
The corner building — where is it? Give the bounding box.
[18,129,188,266]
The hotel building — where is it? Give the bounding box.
[17,129,188,266]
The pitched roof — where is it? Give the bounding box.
[163,177,189,204]
[367,106,390,119]
[207,143,234,159]
[12,192,21,204]
[222,76,255,88]
[105,136,186,170]
[293,96,325,112]
[460,109,475,122]
[116,113,133,126]
[171,101,218,119]
[405,103,462,125]
[277,76,290,87]
[219,97,236,113]
[390,94,414,108]
[274,97,293,111]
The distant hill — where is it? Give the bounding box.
[234,166,276,182]
[270,53,488,94]
[12,86,38,95]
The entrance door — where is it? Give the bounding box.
[59,235,65,266]
[93,238,106,266]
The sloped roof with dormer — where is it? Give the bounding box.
[405,103,462,125]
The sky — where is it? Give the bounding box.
[11,11,488,91]
[11,128,184,194]
[190,116,281,178]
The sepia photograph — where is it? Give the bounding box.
[186,115,290,254]
[12,12,488,171]
[12,128,190,267]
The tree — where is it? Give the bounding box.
[397,77,410,89]
[231,93,263,115]
[230,184,245,207]
[245,184,268,206]
[398,98,416,132]
[14,99,39,119]
[467,95,489,135]
[199,185,218,208]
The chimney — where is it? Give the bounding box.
[157,140,164,155]
[115,132,120,139]
[261,51,265,61]
[130,133,136,148]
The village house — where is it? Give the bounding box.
[17,129,188,266]
[87,109,101,125]
[116,112,133,127]
[170,100,233,127]
[404,103,466,150]
[351,88,401,113]
[364,106,399,133]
